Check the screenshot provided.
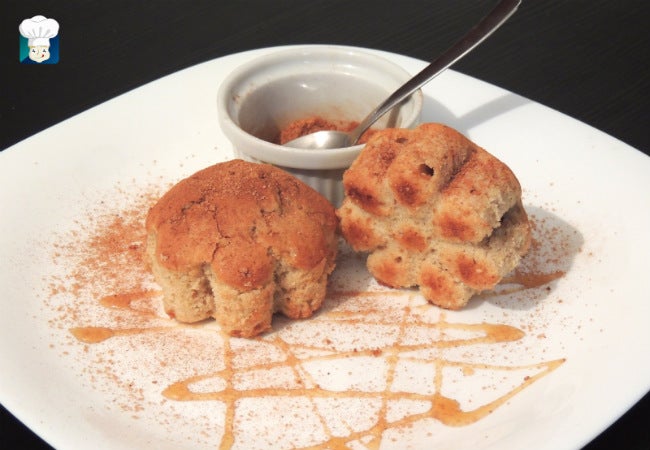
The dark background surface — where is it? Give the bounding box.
[1,1,648,448]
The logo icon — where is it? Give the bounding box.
[19,15,60,64]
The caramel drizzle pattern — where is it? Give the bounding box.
[69,272,566,449]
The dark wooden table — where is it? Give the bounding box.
[1,1,648,448]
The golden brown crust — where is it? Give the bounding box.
[337,123,531,309]
[146,159,338,337]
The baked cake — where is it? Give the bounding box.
[337,123,531,309]
[145,159,338,337]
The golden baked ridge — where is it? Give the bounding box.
[337,123,531,309]
[145,159,338,337]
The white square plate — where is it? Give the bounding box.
[1,46,649,450]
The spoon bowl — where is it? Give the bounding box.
[285,0,521,150]
[217,45,422,205]
[284,130,353,150]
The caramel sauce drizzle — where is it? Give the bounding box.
[99,289,160,310]
[70,290,167,343]
[69,272,566,449]
[489,270,565,296]
[504,270,565,289]
[69,325,174,344]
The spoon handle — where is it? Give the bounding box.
[349,0,522,145]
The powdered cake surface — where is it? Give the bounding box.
[146,159,338,337]
[337,123,531,309]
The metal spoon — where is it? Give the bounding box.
[284,0,521,150]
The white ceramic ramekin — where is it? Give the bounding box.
[217,45,422,205]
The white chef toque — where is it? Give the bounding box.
[19,15,59,47]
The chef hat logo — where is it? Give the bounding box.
[19,15,60,64]
[19,15,59,48]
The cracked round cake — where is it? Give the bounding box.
[145,159,338,337]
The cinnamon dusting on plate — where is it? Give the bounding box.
[44,181,579,449]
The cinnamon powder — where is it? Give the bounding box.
[39,177,583,449]
[277,116,377,144]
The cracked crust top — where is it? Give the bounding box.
[145,159,338,337]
